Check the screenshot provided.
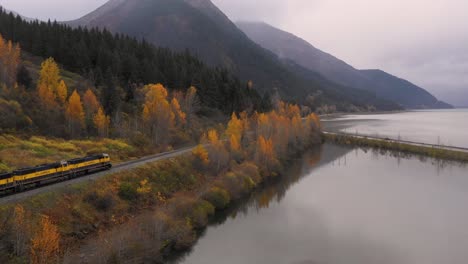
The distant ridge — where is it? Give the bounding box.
[236,21,452,109]
[65,0,405,111]
[0,5,36,22]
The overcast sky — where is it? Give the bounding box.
[1,0,467,106]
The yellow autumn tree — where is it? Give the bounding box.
[37,58,61,109]
[0,34,21,87]
[257,113,272,139]
[83,89,100,118]
[308,113,321,129]
[205,129,229,172]
[37,82,57,108]
[30,215,60,264]
[66,90,85,137]
[142,84,175,146]
[56,80,68,104]
[171,97,186,127]
[256,135,276,168]
[93,107,110,138]
[229,134,240,152]
[192,145,210,166]
[226,113,243,151]
[83,88,103,134]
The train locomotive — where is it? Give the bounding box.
[0,153,111,195]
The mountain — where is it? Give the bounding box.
[360,70,452,109]
[236,21,452,109]
[0,6,35,22]
[67,0,308,97]
[67,0,400,111]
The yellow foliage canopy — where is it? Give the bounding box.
[93,107,110,137]
[56,80,68,104]
[226,113,243,144]
[37,58,66,109]
[0,34,21,87]
[171,97,186,126]
[142,84,176,145]
[229,134,240,152]
[30,215,60,264]
[192,144,210,166]
[66,90,85,128]
[83,89,100,116]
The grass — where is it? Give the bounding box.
[324,133,468,163]
[0,134,137,172]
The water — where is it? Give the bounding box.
[174,144,468,264]
[322,109,468,148]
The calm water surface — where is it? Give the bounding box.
[323,109,468,148]
[174,144,468,264]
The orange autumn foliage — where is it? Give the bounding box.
[229,134,240,152]
[37,58,61,109]
[56,80,68,104]
[93,107,110,138]
[171,97,186,127]
[0,34,21,87]
[66,90,85,136]
[142,84,175,145]
[12,204,28,256]
[83,89,100,117]
[37,82,57,108]
[30,215,60,264]
[226,113,243,150]
[256,135,276,166]
[192,144,210,166]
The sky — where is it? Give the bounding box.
[1,0,467,106]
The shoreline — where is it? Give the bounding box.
[323,133,468,163]
[319,107,467,120]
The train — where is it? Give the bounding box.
[0,153,111,195]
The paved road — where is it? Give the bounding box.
[0,146,195,205]
[323,131,468,153]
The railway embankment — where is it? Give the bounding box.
[323,132,468,163]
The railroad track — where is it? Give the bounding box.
[323,131,468,153]
[0,146,195,205]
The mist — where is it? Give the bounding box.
[1,0,466,105]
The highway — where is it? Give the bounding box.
[0,146,195,204]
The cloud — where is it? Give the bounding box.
[1,0,466,105]
[0,0,108,21]
[213,0,468,105]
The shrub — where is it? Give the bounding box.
[167,196,214,228]
[85,191,115,212]
[219,172,245,199]
[190,200,215,228]
[118,183,138,201]
[168,220,195,251]
[203,186,230,209]
[235,162,262,185]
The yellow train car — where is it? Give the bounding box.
[0,153,111,195]
[13,161,69,191]
[67,153,111,177]
[0,172,14,192]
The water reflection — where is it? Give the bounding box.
[323,110,468,148]
[173,144,468,264]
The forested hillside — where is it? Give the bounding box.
[0,8,265,116]
[67,0,398,111]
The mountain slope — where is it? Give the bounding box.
[67,0,309,98]
[0,6,35,22]
[360,70,453,109]
[237,21,452,109]
[66,0,401,111]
